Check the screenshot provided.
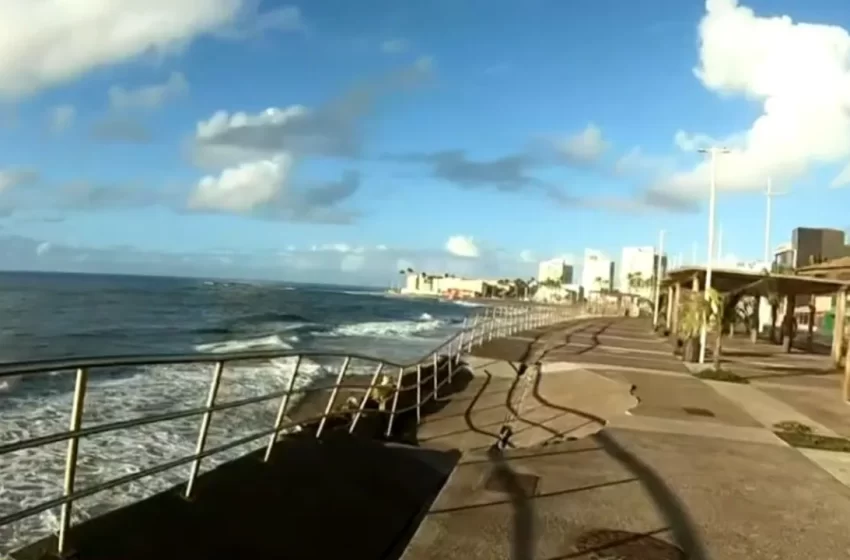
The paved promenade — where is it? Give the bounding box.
[403,317,850,560]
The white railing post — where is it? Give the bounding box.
[57,367,89,556]
[415,364,423,423]
[185,361,225,499]
[349,362,383,434]
[264,356,302,462]
[316,356,351,438]
[385,367,405,437]
[432,352,440,401]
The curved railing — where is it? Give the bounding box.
[0,303,586,556]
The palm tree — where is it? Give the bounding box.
[678,289,718,362]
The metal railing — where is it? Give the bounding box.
[0,303,587,556]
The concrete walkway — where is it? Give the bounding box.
[402,317,850,560]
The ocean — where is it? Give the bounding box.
[0,271,484,553]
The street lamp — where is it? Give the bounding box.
[697,146,730,364]
[652,229,665,329]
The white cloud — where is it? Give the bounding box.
[519,249,535,263]
[445,235,480,258]
[36,242,51,256]
[215,5,305,39]
[555,123,608,164]
[48,105,76,134]
[0,168,38,192]
[0,1,244,98]
[109,71,189,110]
[381,38,409,54]
[193,105,310,166]
[189,154,293,212]
[657,0,850,196]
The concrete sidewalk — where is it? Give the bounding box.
[402,317,850,560]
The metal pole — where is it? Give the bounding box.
[185,361,224,499]
[698,147,727,364]
[653,230,665,329]
[316,356,351,438]
[57,367,88,555]
[764,176,773,265]
[264,355,302,462]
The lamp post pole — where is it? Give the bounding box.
[697,147,729,364]
[652,229,665,329]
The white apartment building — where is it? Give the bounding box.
[581,249,614,292]
[537,258,574,284]
[620,246,656,297]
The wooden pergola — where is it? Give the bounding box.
[661,266,850,397]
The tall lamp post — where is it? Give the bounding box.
[697,146,730,364]
[652,229,665,329]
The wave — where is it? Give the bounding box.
[328,315,446,339]
[452,300,485,308]
[0,333,337,554]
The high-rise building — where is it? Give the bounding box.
[537,258,574,284]
[791,227,850,268]
[620,246,656,296]
[581,249,614,292]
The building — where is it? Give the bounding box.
[790,227,850,268]
[620,247,656,298]
[537,258,574,284]
[773,242,794,271]
[402,273,491,298]
[581,249,614,293]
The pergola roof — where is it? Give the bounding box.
[664,266,850,296]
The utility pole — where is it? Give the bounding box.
[697,147,730,364]
[764,177,772,264]
[717,224,723,264]
[652,229,665,329]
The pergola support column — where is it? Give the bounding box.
[782,294,794,353]
[671,283,681,336]
[833,288,847,368]
[665,286,674,331]
[807,301,816,352]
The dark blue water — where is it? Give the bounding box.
[0,271,486,553]
[0,271,479,364]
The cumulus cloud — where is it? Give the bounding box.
[519,250,535,263]
[653,0,850,199]
[553,123,609,165]
[192,57,435,166]
[48,105,76,135]
[445,235,480,258]
[190,154,294,213]
[188,156,360,223]
[0,0,244,98]
[109,72,189,111]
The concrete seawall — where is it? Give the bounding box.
[12,358,466,560]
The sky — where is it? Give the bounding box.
[2,0,850,286]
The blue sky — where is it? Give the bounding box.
[2,0,850,285]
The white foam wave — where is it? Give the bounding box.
[329,317,445,339]
[0,333,340,554]
[451,300,485,308]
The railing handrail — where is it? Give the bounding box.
[0,301,607,557]
[0,303,538,379]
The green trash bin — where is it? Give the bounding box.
[822,311,835,335]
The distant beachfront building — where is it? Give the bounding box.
[581,249,614,293]
[401,272,491,298]
[620,246,656,297]
[537,258,574,284]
